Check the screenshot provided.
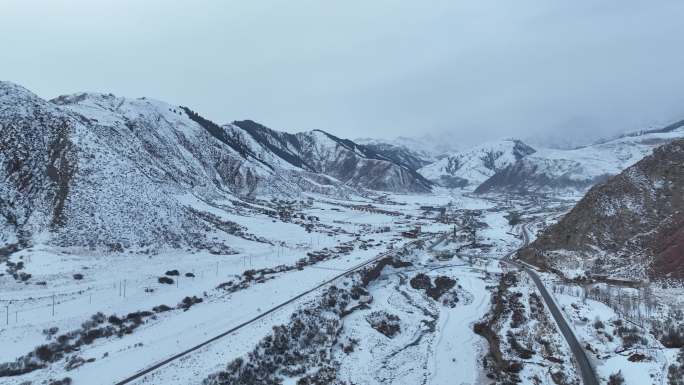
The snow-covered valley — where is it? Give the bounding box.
[0,189,567,385]
[2,81,684,385]
[4,185,680,385]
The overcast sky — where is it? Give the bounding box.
[2,0,684,146]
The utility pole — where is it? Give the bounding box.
[123,280,127,298]
[52,294,55,317]
[5,303,9,325]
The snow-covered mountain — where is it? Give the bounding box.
[0,82,430,252]
[1,83,266,252]
[354,137,437,170]
[476,122,684,194]
[353,140,433,171]
[417,139,536,188]
[226,120,433,192]
[518,138,684,280]
[355,131,470,162]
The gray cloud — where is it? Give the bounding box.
[2,0,684,146]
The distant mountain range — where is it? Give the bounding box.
[2,80,683,254]
[360,119,684,194]
[417,139,536,188]
[476,121,684,194]
[356,134,460,161]
[352,139,434,171]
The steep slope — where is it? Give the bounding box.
[1,83,275,252]
[51,92,267,196]
[477,121,684,194]
[0,82,76,248]
[228,120,433,193]
[518,139,684,280]
[418,139,535,188]
[225,119,316,172]
[1,81,432,252]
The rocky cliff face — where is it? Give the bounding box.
[1,83,279,252]
[518,139,684,280]
[0,82,77,247]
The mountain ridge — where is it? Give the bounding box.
[0,81,430,252]
[476,120,684,195]
[227,120,433,192]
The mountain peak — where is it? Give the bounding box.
[418,138,535,189]
[0,80,45,106]
[0,80,36,95]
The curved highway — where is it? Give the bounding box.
[505,225,599,385]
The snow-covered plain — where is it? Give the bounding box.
[2,187,682,385]
[0,189,519,385]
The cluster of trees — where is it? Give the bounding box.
[668,347,684,385]
[506,211,522,226]
[552,283,661,327]
[608,371,624,385]
[552,282,684,348]
[203,285,351,385]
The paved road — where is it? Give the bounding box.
[113,239,421,385]
[505,225,599,385]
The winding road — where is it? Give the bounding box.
[505,225,599,385]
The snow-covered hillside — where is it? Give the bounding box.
[519,138,684,280]
[417,139,535,188]
[356,134,460,162]
[227,120,433,192]
[0,82,429,253]
[0,82,284,253]
[353,137,436,170]
[476,123,684,194]
[3,80,683,385]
